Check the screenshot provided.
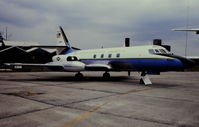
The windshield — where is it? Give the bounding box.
[149,49,171,55]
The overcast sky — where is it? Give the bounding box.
[0,0,199,56]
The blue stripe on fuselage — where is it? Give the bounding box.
[80,58,184,71]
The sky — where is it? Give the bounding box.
[0,0,199,56]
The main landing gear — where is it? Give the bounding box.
[103,72,110,79]
[128,71,131,76]
[140,72,152,85]
[75,72,83,79]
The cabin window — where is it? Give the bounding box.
[116,53,120,58]
[108,54,112,58]
[93,54,97,59]
[101,54,104,58]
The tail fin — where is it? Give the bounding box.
[56,26,71,47]
[57,26,79,54]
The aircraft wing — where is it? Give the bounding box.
[173,28,199,34]
[4,62,65,71]
[5,62,112,72]
[5,60,87,72]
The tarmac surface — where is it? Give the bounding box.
[0,71,199,127]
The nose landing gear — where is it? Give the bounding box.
[140,72,152,85]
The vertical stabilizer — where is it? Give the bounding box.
[56,26,78,54]
[56,26,71,47]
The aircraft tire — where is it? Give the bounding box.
[103,72,110,80]
[75,72,83,80]
[139,79,144,84]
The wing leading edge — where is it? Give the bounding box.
[5,62,112,72]
[4,62,65,71]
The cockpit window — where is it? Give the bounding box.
[155,49,160,53]
[149,49,170,55]
[159,49,167,54]
[149,49,154,54]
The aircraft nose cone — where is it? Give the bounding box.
[170,54,195,69]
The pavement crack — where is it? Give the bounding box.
[60,106,175,126]
[99,112,175,126]
[58,86,121,94]
[0,107,54,120]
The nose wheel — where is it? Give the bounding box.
[140,72,152,85]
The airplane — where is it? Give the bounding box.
[172,27,199,63]
[173,28,199,35]
[5,26,195,85]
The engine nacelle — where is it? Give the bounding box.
[63,61,85,72]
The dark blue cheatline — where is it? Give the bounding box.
[80,58,185,72]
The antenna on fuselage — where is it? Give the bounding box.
[124,38,130,47]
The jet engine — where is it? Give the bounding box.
[63,61,85,72]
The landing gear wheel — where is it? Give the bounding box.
[103,72,110,80]
[75,72,83,80]
[139,78,144,84]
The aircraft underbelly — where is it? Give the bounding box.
[131,58,184,71]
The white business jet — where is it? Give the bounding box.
[5,27,195,85]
